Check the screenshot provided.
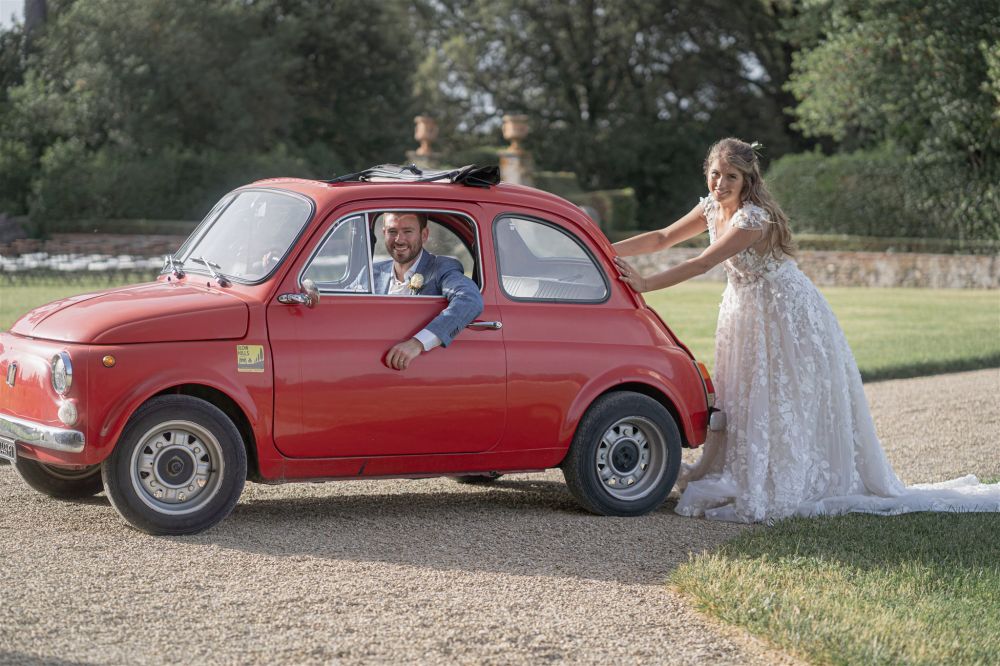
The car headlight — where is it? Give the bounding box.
[51,352,73,395]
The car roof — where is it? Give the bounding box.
[244,177,606,240]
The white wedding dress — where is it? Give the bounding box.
[675,196,1000,522]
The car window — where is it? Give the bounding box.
[302,215,370,292]
[371,214,478,286]
[176,189,312,283]
[495,216,608,302]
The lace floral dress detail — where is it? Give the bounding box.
[675,196,1000,522]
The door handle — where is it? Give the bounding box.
[467,321,502,330]
[277,279,319,308]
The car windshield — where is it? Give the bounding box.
[173,190,313,283]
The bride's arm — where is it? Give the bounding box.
[617,225,762,293]
[612,203,706,257]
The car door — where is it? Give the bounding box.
[490,211,623,450]
[266,206,506,459]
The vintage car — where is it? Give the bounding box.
[0,165,721,535]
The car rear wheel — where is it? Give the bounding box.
[102,395,246,535]
[14,459,103,500]
[561,392,681,516]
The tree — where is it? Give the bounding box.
[0,0,419,223]
[785,0,1000,240]
[275,0,418,176]
[413,0,805,226]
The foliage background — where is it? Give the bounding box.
[0,0,997,242]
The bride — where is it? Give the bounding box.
[613,137,1000,522]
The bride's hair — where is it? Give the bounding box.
[704,138,795,258]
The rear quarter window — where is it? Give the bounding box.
[494,216,609,302]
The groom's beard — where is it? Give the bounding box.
[389,242,421,267]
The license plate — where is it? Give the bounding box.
[0,436,15,464]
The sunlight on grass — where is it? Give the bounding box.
[0,277,144,330]
[643,282,1000,381]
[671,513,1000,665]
[3,279,998,382]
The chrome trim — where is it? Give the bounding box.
[50,351,73,395]
[467,321,503,330]
[5,361,16,387]
[277,292,312,306]
[0,414,85,453]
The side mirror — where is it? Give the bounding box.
[302,278,320,307]
[277,278,320,308]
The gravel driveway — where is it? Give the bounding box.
[2,368,997,665]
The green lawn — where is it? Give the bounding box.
[644,282,1000,381]
[671,512,1000,665]
[0,277,140,331]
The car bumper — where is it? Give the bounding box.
[0,414,85,453]
[708,409,727,432]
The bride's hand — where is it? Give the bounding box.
[614,257,647,293]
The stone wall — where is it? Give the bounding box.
[2,233,998,289]
[627,248,1000,289]
[0,233,188,258]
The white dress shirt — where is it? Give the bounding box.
[388,250,442,352]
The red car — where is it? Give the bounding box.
[0,165,720,534]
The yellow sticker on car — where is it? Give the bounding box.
[236,345,265,373]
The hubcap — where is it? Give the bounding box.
[595,416,667,500]
[129,420,224,515]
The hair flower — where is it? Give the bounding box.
[407,273,424,292]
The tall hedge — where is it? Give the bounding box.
[765,147,996,242]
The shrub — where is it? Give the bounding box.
[532,171,582,197]
[439,146,501,168]
[766,146,922,238]
[767,146,999,244]
[568,189,638,232]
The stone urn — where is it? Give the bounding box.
[413,116,439,156]
[502,114,530,153]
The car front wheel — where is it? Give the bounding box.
[14,459,103,500]
[561,392,681,516]
[102,395,247,535]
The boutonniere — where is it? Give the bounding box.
[407,273,424,293]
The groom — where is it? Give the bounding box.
[375,212,483,370]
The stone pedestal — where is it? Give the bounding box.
[407,115,441,169]
[499,150,533,186]
[499,114,533,186]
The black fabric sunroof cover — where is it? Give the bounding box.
[327,164,500,188]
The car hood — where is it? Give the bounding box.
[10,281,250,344]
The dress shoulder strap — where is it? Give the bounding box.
[732,203,770,231]
[699,195,717,222]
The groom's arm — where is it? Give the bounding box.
[423,258,484,347]
[384,257,483,370]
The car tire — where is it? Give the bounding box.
[561,392,681,517]
[450,472,503,485]
[14,459,104,500]
[101,395,247,535]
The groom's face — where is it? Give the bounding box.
[383,213,428,267]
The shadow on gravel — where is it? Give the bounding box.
[172,478,747,584]
[0,651,96,666]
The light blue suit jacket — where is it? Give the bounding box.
[373,251,484,347]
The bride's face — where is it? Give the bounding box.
[707,159,745,207]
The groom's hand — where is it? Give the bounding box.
[385,338,424,370]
